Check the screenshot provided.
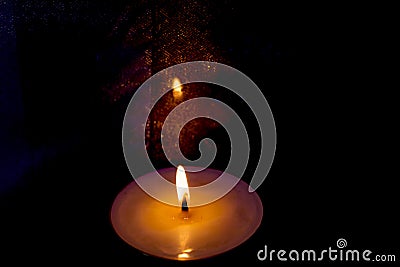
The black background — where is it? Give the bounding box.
[1,1,398,265]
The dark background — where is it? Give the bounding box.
[1,0,398,265]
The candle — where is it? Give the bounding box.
[111,166,263,260]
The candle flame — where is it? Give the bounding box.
[176,165,190,206]
[172,77,183,98]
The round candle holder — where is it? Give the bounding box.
[111,167,263,260]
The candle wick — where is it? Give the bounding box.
[181,194,189,212]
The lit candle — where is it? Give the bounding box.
[111,166,263,260]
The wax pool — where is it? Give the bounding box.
[111,167,263,260]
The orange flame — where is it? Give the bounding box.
[172,77,183,98]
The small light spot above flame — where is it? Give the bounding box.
[172,77,183,98]
[172,77,182,92]
[182,248,193,253]
[176,165,190,206]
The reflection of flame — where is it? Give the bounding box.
[178,253,190,259]
[176,165,190,206]
[177,228,192,260]
[172,77,183,98]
